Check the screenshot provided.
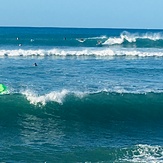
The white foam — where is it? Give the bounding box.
[122,144,163,163]
[22,89,87,106]
[87,35,107,40]
[76,36,107,42]
[115,49,163,57]
[0,48,115,57]
[103,32,136,45]
[1,47,163,58]
[22,89,69,105]
[103,31,163,46]
[141,33,162,41]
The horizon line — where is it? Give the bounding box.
[0,25,163,30]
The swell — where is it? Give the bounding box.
[1,91,163,122]
[1,30,163,48]
[1,37,163,48]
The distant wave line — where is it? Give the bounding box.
[1,48,163,57]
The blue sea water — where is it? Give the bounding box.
[1,27,163,162]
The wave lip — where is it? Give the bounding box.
[103,31,136,45]
[22,89,70,105]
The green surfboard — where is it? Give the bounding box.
[0,84,7,94]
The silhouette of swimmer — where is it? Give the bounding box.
[34,63,37,66]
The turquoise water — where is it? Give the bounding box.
[1,27,163,162]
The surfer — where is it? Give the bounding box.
[80,38,84,42]
[96,41,102,46]
[34,63,37,66]
[76,38,85,43]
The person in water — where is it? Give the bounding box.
[34,63,37,66]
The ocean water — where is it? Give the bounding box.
[1,27,163,162]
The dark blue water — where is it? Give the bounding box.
[1,27,163,162]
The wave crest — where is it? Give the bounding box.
[1,91,163,122]
[1,48,163,57]
[22,89,70,105]
[103,31,163,46]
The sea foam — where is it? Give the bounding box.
[103,31,163,45]
[22,89,86,105]
[22,89,69,105]
[1,48,163,57]
[122,144,163,163]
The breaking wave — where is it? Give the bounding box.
[103,31,163,47]
[1,48,163,57]
[121,144,163,163]
[1,90,163,122]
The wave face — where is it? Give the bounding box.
[1,91,163,123]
